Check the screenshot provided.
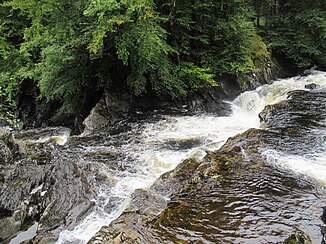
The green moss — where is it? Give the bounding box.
[191,174,203,184]
[28,153,53,165]
[250,33,270,66]
[11,178,25,189]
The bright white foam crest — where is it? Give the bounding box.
[57,71,326,243]
[262,150,326,184]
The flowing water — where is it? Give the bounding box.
[36,70,326,243]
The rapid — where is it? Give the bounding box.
[54,70,326,243]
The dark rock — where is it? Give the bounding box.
[322,206,326,223]
[185,86,233,116]
[322,207,326,244]
[32,232,58,244]
[259,90,326,132]
[83,91,131,133]
[0,128,95,242]
[305,83,320,90]
[37,158,94,234]
[14,80,56,129]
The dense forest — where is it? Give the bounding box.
[1,0,326,126]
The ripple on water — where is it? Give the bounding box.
[151,169,325,243]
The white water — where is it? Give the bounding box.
[57,70,326,243]
[9,222,38,244]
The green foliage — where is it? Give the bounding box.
[36,44,93,115]
[177,62,217,91]
[158,0,256,75]
[264,0,326,68]
[115,13,174,95]
[1,0,325,121]
[2,0,100,116]
[0,2,28,126]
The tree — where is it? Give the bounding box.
[0,2,28,125]
[157,0,257,75]
[2,0,324,124]
[264,0,326,68]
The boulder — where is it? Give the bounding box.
[305,83,320,90]
[83,91,131,133]
[186,86,233,116]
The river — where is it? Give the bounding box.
[54,70,326,243]
[2,70,326,244]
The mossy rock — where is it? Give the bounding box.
[0,140,12,164]
[11,178,26,189]
[27,153,53,165]
[250,33,270,66]
[283,229,312,244]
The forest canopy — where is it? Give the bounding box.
[1,0,325,120]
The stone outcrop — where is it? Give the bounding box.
[0,128,14,165]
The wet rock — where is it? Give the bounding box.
[185,86,233,116]
[32,232,57,244]
[283,229,312,244]
[88,226,139,244]
[305,83,320,90]
[259,90,326,132]
[0,128,95,242]
[322,206,326,223]
[199,145,243,178]
[0,215,21,241]
[34,156,95,238]
[151,158,202,196]
[83,91,131,133]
